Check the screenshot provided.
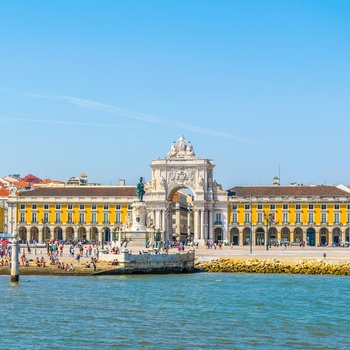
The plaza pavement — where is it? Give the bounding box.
[20,243,350,265]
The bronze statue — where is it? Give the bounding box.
[136,177,145,201]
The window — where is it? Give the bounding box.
[116,212,121,224]
[296,204,301,210]
[232,204,237,210]
[32,204,37,210]
[321,213,327,224]
[55,204,61,210]
[91,204,97,210]
[334,204,340,210]
[44,204,49,210]
[103,204,109,210]
[91,213,97,224]
[20,212,25,223]
[270,204,276,210]
[128,205,132,210]
[32,212,37,223]
[296,213,301,224]
[347,204,350,210]
[215,213,221,224]
[283,204,288,210]
[257,204,263,210]
[244,213,250,224]
[67,212,73,224]
[79,204,85,210]
[257,212,263,224]
[55,212,61,223]
[308,213,314,224]
[321,204,327,210]
[20,204,25,210]
[43,212,49,223]
[116,205,121,210]
[103,213,109,224]
[79,213,85,224]
[308,204,314,210]
[282,212,288,224]
[334,212,340,224]
[68,204,73,210]
[348,213,350,224]
[231,213,237,224]
[244,204,250,210]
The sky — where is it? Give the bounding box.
[1,1,350,189]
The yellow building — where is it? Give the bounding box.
[228,184,350,246]
[11,186,136,243]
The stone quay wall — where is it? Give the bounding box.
[99,249,196,274]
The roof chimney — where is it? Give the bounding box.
[273,176,280,186]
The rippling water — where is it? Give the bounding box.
[1,273,350,349]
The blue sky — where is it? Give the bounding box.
[1,1,349,189]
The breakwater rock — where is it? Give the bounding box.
[195,258,350,275]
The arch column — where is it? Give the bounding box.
[208,209,213,240]
[86,227,91,241]
[98,229,102,243]
[39,228,43,243]
[238,228,243,245]
[276,229,282,243]
[203,209,208,240]
[200,209,204,240]
[26,230,31,242]
[315,229,320,245]
[194,209,200,240]
[290,229,295,243]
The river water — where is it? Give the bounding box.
[1,273,350,350]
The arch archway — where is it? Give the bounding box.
[294,227,303,243]
[214,227,223,242]
[346,228,350,243]
[230,227,239,245]
[30,227,39,242]
[54,227,63,241]
[91,227,98,242]
[102,227,110,242]
[256,227,264,245]
[332,227,341,245]
[18,226,27,242]
[307,227,316,246]
[270,227,277,245]
[281,227,290,243]
[66,226,74,242]
[320,227,328,246]
[43,226,51,241]
[243,227,251,245]
[144,135,227,244]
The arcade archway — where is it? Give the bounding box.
[144,135,227,244]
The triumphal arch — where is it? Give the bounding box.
[144,135,228,243]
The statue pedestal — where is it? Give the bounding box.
[124,201,149,247]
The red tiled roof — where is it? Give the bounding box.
[228,186,350,197]
[21,174,42,183]
[0,189,10,197]
[19,186,136,197]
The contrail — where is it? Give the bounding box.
[0,86,259,143]
[27,91,257,143]
[0,116,139,129]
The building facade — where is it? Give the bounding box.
[4,135,350,246]
[228,185,350,246]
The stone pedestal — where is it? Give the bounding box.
[124,201,149,247]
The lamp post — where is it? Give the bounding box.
[264,213,273,251]
[42,218,47,243]
[250,197,253,254]
[101,228,104,250]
